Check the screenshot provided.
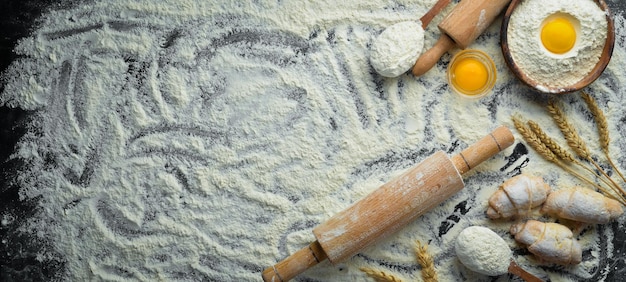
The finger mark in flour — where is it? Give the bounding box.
[57,59,86,135]
[89,264,136,280]
[197,25,311,63]
[164,162,191,194]
[71,58,95,131]
[161,265,212,281]
[63,159,95,186]
[120,63,169,123]
[63,199,83,215]
[44,24,105,41]
[159,29,182,49]
[94,198,151,239]
[106,20,142,32]
[331,28,381,128]
[57,61,73,98]
[129,125,228,146]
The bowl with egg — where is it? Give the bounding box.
[501,0,615,94]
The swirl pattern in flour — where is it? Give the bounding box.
[1,4,439,281]
[1,1,626,281]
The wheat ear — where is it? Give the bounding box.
[546,100,626,203]
[581,91,626,183]
[528,120,617,189]
[360,268,404,282]
[415,241,438,282]
[547,100,591,159]
[512,115,624,204]
[527,120,575,162]
[547,100,625,191]
[512,115,558,163]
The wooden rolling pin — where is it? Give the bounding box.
[412,0,511,76]
[262,126,514,281]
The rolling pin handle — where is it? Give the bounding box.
[262,241,328,282]
[412,34,456,76]
[452,126,515,175]
[419,0,452,29]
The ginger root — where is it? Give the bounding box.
[541,187,624,224]
[510,220,581,265]
[487,174,551,219]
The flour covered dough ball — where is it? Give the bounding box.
[370,21,424,77]
[455,226,512,276]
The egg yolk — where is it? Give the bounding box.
[453,58,488,93]
[541,17,576,54]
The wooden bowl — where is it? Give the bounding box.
[500,0,615,94]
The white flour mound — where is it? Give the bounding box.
[370,21,424,77]
[455,226,511,276]
[1,0,625,281]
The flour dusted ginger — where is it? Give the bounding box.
[487,174,551,219]
[541,187,624,224]
[510,220,582,265]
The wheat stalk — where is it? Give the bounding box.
[512,115,558,163]
[547,100,591,159]
[512,115,625,204]
[526,118,626,204]
[360,268,404,282]
[415,241,438,282]
[547,100,626,200]
[581,91,626,183]
[528,120,617,189]
[527,120,575,162]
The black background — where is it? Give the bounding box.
[1,0,625,281]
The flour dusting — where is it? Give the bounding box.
[1,0,626,281]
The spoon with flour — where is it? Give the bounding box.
[455,226,544,282]
[369,0,450,77]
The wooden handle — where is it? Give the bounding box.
[451,126,514,175]
[262,241,328,282]
[412,0,510,77]
[411,34,455,76]
[262,126,515,281]
[419,0,452,29]
[508,260,544,282]
[439,0,511,48]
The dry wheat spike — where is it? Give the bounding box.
[581,91,626,183]
[528,120,617,190]
[511,115,625,205]
[547,99,626,199]
[547,99,590,159]
[415,241,438,282]
[360,267,404,282]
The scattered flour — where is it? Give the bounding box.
[1,0,625,281]
[507,0,608,90]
